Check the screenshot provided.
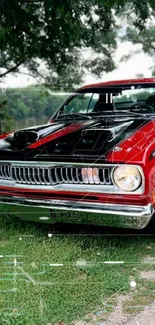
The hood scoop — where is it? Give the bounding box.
[14,123,65,148]
[70,120,134,155]
[82,121,133,139]
[14,130,39,148]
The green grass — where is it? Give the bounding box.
[1,207,155,324]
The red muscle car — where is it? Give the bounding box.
[1,78,155,229]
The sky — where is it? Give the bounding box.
[0,41,154,89]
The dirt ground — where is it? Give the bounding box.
[105,299,155,325]
[74,296,155,325]
[124,302,155,325]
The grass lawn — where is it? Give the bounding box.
[0,206,155,324]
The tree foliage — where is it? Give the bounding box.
[120,2,155,74]
[0,86,68,130]
[1,0,155,87]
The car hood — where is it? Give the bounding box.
[0,116,151,161]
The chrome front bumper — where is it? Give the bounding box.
[0,196,154,229]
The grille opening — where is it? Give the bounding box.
[0,163,113,187]
[2,165,5,177]
[50,168,56,184]
[56,167,62,183]
[104,168,111,183]
[61,167,68,182]
[99,168,104,183]
[44,168,49,183]
[16,167,21,182]
[67,168,72,182]
[34,168,40,183]
[77,168,83,183]
[38,169,44,183]
[12,167,16,180]
[72,168,78,183]
[29,167,35,183]
[5,165,10,178]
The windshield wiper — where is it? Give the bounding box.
[57,113,92,119]
[117,103,155,117]
[117,110,148,117]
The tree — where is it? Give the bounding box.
[0,99,15,133]
[1,0,155,87]
[120,2,155,74]
[0,86,68,129]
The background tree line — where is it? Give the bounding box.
[0,86,68,132]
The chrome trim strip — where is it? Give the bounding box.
[0,195,152,216]
[0,160,141,168]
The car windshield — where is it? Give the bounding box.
[55,84,155,118]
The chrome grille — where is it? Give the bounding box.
[0,163,113,186]
[0,164,11,180]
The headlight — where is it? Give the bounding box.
[113,165,142,192]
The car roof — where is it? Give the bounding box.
[80,78,155,89]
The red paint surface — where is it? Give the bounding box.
[0,184,149,206]
[80,78,155,89]
[107,120,155,164]
[0,132,12,139]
